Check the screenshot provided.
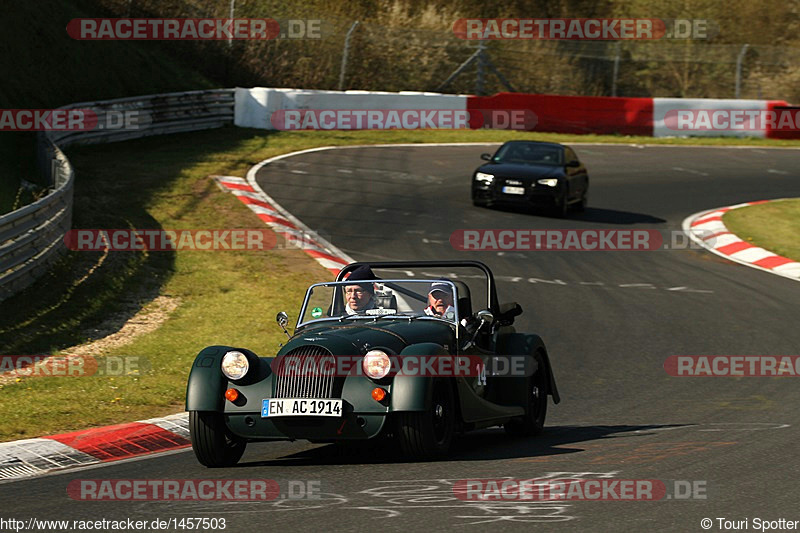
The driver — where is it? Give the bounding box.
[424,280,456,319]
[343,265,377,315]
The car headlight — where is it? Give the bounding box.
[537,178,559,187]
[362,350,391,379]
[221,350,250,381]
[475,172,494,183]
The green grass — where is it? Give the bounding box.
[0,126,329,441]
[3,126,800,442]
[723,199,800,262]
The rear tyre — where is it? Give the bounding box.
[396,379,455,459]
[189,411,246,467]
[505,353,548,437]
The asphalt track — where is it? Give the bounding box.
[3,144,800,532]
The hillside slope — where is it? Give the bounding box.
[0,0,215,213]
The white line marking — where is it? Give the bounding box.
[672,166,709,176]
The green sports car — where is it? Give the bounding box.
[186,260,560,466]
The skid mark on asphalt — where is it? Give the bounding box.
[350,477,587,524]
[115,492,350,515]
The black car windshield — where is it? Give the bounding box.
[493,143,563,166]
[298,280,458,326]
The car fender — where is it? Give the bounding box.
[495,333,560,404]
[186,346,262,412]
[389,342,449,412]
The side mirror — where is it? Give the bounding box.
[476,309,495,325]
[497,302,523,326]
[276,311,288,328]
[463,309,495,350]
[276,311,290,338]
[480,153,492,161]
[566,160,580,167]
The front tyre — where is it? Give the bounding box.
[576,191,587,212]
[505,353,548,437]
[472,196,489,207]
[553,191,569,218]
[396,379,455,459]
[189,411,246,467]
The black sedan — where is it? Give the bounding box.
[471,140,589,217]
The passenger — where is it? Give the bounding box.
[424,280,456,319]
[343,265,377,315]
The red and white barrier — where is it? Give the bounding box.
[653,98,791,138]
[467,92,653,136]
[234,87,799,139]
[234,88,468,130]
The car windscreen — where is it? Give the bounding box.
[494,143,563,165]
[299,280,458,326]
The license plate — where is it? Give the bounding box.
[261,398,342,418]
[502,186,525,195]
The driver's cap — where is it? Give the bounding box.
[428,281,452,296]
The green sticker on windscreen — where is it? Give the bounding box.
[311,307,323,318]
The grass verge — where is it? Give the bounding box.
[2,127,800,442]
[722,199,800,262]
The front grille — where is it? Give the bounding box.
[274,345,336,398]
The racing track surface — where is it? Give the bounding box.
[3,145,800,532]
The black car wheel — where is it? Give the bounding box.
[505,352,548,437]
[396,379,455,459]
[576,191,588,212]
[554,191,569,218]
[190,411,247,467]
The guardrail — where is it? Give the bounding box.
[0,89,235,301]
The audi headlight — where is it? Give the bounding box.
[537,178,559,187]
[362,350,391,379]
[221,350,249,381]
[475,172,494,183]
